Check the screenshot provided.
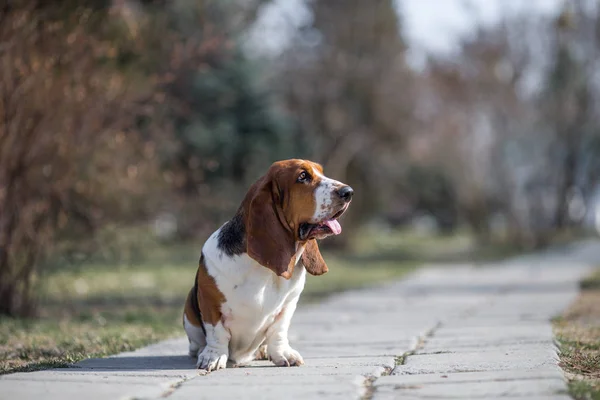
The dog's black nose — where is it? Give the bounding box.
[337,186,354,202]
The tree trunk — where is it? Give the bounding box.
[553,134,578,229]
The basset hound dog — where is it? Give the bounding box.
[183,159,354,372]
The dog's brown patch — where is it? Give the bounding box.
[184,255,226,327]
[184,288,202,327]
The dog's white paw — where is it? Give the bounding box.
[196,347,228,372]
[269,346,304,367]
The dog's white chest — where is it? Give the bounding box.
[203,230,306,363]
[220,259,305,320]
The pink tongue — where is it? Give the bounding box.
[324,219,342,235]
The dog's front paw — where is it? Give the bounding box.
[196,347,228,372]
[269,346,304,367]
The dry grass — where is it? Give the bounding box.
[554,268,600,400]
[0,307,180,374]
[581,269,600,290]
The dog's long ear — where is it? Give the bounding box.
[244,175,297,279]
[301,239,328,276]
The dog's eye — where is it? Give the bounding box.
[297,171,311,183]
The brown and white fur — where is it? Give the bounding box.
[183,159,353,372]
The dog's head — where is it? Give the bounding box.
[241,159,353,279]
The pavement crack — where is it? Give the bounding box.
[363,322,441,400]
[361,375,378,400]
[361,367,392,400]
[395,322,442,369]
[159,375,195,398]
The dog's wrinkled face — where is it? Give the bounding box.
[269,160,353,241]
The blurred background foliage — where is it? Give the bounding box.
[2,0,600,320]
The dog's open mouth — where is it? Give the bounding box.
[299,207,348,240]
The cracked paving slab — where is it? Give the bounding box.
[1,240,599,399]
[373,368,570,399]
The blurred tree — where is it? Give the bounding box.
[404,166,458,234]
[0,1,167,316]
[168,49,292,193]
[277,0,414,244]
[544,3,595,230]
[417,1,600,247]
[128,0,293,236]
[0,0,293,316]
[420,14,550,247]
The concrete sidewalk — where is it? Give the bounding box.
[2,241,599,400]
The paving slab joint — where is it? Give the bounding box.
[393,322,442,373]
[363,322,441,399]
[155,374,197,399]
[361,367,392,400]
